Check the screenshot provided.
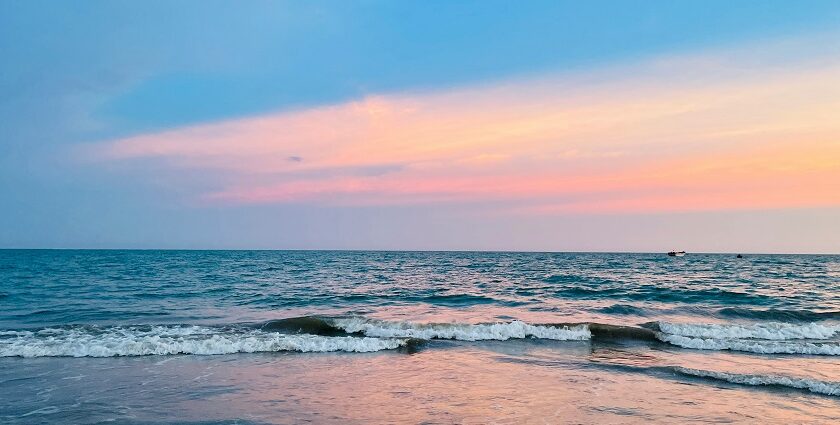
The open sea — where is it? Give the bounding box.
[1,250,838,424]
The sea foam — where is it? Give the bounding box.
[0,325,407,357]
[657,321,839,340]
[330,318,592,341]
[675,367,840,396]
[656,333,840,355]
[654,321,840,355]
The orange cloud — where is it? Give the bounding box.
[95,36,840,214]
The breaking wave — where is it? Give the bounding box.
[4,317,839,358]
[674,367,840,396]
[329,318,591,341]
[653,321,840,355]
[656,321,839,340]
[0,325,410,358]
[656,334,840,355]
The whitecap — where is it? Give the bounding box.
[657,321,839,340]
[657,333,840,355]
[675,367,840,396]
[330,318,591,341]
[0,325,407,357]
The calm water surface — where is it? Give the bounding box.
[1,250,838,424]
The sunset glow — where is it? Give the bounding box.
[98,40,840,214]
[5,1,840,251]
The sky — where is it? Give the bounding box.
[1,1,840,253]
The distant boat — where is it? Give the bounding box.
[667,251,686,257]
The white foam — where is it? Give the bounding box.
[676,367,840,396]
[657,321,839,340]
[331,318,591,341]
[0,325,406,357]
[657,333,840,355]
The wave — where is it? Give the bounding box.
[587,323,659,341]
[674,367,840,396]
[5,317,839,358]
[329,318,591,341]
[267,316,657,342]
[655,321,839,340]
[653,321,840,355]
[260,316,350,336]
[0,325,411,358]
[254,317,840,355]
[656,333,840,355]
[592,362,840,397]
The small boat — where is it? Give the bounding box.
[667,251,686,257]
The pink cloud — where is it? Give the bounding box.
[93,36,840,214]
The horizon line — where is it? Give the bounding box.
[0,248,836,255]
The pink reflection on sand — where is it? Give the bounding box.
[155,345,840,424]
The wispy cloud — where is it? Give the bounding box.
[93,35,840,214]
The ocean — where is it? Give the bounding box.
[1,250,838,424]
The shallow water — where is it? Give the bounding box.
[1,250,838,423]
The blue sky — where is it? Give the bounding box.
[2,1,840,252]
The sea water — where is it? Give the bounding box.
[1,250,838,423]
